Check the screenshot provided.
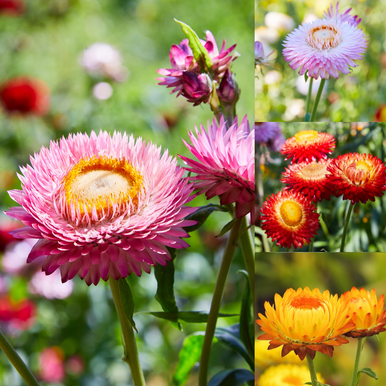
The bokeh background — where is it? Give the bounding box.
[0,0,254,384]
[255,252,386,386]
[255,122,386,252]
[255,0,386,122]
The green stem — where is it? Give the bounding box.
[309,238,314,252]
[340,201,355,252]
[306,354,318,386]
[0,330,40,386]
[310,79,326,122]
[198,217,243,386]
[110,279,146,386]
[305,77,313,122]
[350,337,365,386]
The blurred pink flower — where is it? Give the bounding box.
[66,355,85,375]
[1,239,38,275]
[6,131,196,285]
[28,270,73,299]
[39,347,65,383]
[324,2,361,27]
[180,116,255,221]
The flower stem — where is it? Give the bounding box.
[0,330,40,386]
[198,217,243,386]
[110,279,146,386]
[350,337,365,386]
[309,238,314,252]
[310,79,326,122]
[306,354,318,386]
[305,77,313,122]
[340,201,355,252]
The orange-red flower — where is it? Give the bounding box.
[257,287,355,360]
[341,287,386,338]
[281,159,333,202]
[281,130,336,163]
[327,153,386,204]
[260,190,319,249]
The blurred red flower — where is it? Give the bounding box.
[0,296,36,330]
[0,77,50,116]
[0,0,25,16]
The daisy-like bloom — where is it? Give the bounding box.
[341,287,386,338]
[327,153,386,204]
[260,190,319,249]
[255,340,302,368]
[257,287,355,360]
[0,77,50,116]
[280,130,335,163]
[5,131,196,285]
[257,364,325,386]
[324,2,361,27]
[281,159,333,202]
[283,14,368,79]
[180,116,255,221]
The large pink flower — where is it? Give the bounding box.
[324,3,361,27]
[283,16,368,79]
[6,131,196,285]
[180,116,255,221]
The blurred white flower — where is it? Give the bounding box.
[93,82,113,100]
[265,12,295,32]
[296,76,328,97]
[303,13,318,24]
[2,239,37,275]
[80,43,128,82]
[264,70,282,85]
[28,270,73,299]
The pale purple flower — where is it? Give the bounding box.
[255,41,274,67]
[283,17,368,79]
[255,122,285,152]
[28,270,73,299]
[324,2,361,27]
[180,116,255,221]
[6,131,196,285]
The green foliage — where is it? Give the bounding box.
[118,278,137,332]
[145,311,238,323]
[207,369,254,386]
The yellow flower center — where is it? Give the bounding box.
[280,201,303,227]
[294,130,318,145]
[308,25,340,49]
[298,162,327,180]
[290,295,323,310]
[346,160,371,186]
[63,156,144,217]
[282,376,302,386]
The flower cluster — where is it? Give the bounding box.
[260,130,386,249]
[256,286,386,360]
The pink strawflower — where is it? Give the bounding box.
[6,131,196,286]
[324,2,361,27]
[180,116,255,221]
[157,31,236,104]
[283,16,368,79]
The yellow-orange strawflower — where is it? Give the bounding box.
[341,287,386,338]
[255,340,302,369]
[256,287,355,360]
[257,364,325,386]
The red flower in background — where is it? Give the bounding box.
[0,0,25,16]
[0,77,50,116]
[0,296,36,330]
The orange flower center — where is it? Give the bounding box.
[282,376,302,386]
[308,25,340,49]
[290,295,323,310]
[280,201,303,227]
[294,130,318,145]
[63,156,144,216]
[346,160,371,186]
[298,162,327,180]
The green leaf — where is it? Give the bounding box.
[145,311,238,323]
[154,248,181,330]
[238,270,254,360]
[215,325,254,369]
[217,218,238,237]
[118,278,137,332]
[304,70,309,82]
[358,368,378,380]
[208,369,254,386]
[174,19,213,74]
[183,204,230,233]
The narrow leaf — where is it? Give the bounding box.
[174,19,213,74]
[183,204,230,233]
[118,278,137,332]
[154,248,181,330]
[358,368,378,380]
[217,218,238,237]
[146,311,238,323]
[208,369,254,386]
[304,70,308,82]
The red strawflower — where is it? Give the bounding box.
[0,0,25,15]
[260,190,320,249]
[327,153,386,204]
[281,130,336,163]
[0,77,50,116]
[281,159,333,202]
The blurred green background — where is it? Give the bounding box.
[0,0,254,384]
[255,122,386,252]
[256,252,386,386]
[255,0,386,122]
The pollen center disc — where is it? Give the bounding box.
[313,27,335,40]
[299,162,327,180]
[280,201,303,227]
[282,376,302,386]
[356,160,371,173]
[290,295,323,310]
[309,26,339,49]
[294,130,318,144]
